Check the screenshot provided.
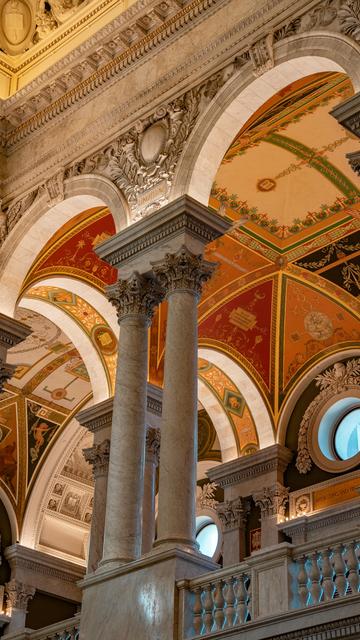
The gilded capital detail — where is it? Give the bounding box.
[83,439,110,478]
[151,246,216,299]
[106,273,164,325]
[145,426,160,466]
[253,483,289,518]
[5,579,35,612]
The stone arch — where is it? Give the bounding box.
[23,276,119,336]
[19,296,109,403]
[198,347,275,449]
[172,33,360,205]
[0,487,18,543]
[198,378,238,463]
[277,347,360,446]
[0,174,128,316]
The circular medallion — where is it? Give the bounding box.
[0,0,34,54]
[257,178,276,192]
[140,122,167,165]
[304,311,333,341]
[92,325,117,355]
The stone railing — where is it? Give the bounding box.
[292,536,360,609]
[3,614,80,640]
[178,531,360,638]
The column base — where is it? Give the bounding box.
[152,536,199,554]
[79,547,217,640]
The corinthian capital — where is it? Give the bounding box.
[217,497,248,531]
[253,482,289,518]
[0,362,15,392]
[5,579,35,612]
[145,426,160,465]
[83,439,110,478]
[151,246,216,299]
[106,272,164,325]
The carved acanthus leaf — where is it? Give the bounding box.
[217,497,248,531]
[196,482,218,510]
[296,359,360,474]
[151,246,216,299]
[106,273,164,324]
[339,0,360,42]
[5,579,35,612]
[253,482,289,518]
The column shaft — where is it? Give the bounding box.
[102,316,148,564]
[157,290,198,548]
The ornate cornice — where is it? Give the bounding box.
[347,150,360,176]
[0,313,32,349]
[76,397,114,433]
[207,445,293,488]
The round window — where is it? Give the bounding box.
[196,515,219,558]
[313,396,360,472]
[334,408,360,460]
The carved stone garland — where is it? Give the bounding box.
[296,359,360,474]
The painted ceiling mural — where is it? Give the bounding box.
[0,308,92,524]
[1,71,360,535]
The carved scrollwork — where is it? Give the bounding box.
[296,359,360,474]
[5,579,35,612]
[83,439,110,478]
[145,426,160,465]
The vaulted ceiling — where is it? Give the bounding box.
[0,70,359,537]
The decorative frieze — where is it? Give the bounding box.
[253,482,289,518]
[106,273,164,324]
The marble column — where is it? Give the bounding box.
[142,426,160,554]
[4,579,35,634]
[253,482,289,548]
[217,497,248,566]
[0,314,31,391]
[152,247,216,551]
[100,273,163,567]
[77,398,113,573]
[83,440,110,573]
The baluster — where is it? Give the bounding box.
[202,583,214,634]
[332,545,347,597]
[246,576,252,621]
[309,552,321,605]
[213,579,225,631]
[223,577,236,629]
[345,541,360,595]
[192,587,203,636]
[234,573,247,624]
[297,556,309,608]
[321,548,335,601]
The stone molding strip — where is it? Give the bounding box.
[207,444,293,487]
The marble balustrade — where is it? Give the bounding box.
[177,531,360,638]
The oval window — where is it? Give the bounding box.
[196,515,219,558]
[334,408,360,460]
